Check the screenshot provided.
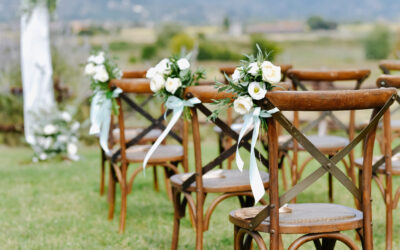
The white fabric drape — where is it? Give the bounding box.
[20,6,55,144]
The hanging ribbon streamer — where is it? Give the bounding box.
[89,87,123,154]
[143,96,201,170]
[236,106,279,203]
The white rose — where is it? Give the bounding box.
[43,137,53,149]
[44,124,57,135]
[71,122,80,131]
[88,52,105,64]
[39,153,47,160]
[177,58,190,70]
[261,61,281,83]
[248,62,260,76]
[61,112,71,122]
[84,63,96,76]
[165,77,182,94]
[146,67,157,79]
[58,135,68,143]
[150,74,165,92]
[155,58,171,75]
[67,143,78,156]
[93,65,109,82]
[248,82,267,100]
[233,96,253,115]
[231,67,241,84]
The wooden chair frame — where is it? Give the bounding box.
[231,88,396,250]
[170,85,274,250]
[281,69,370,199]
[108,78,187,232]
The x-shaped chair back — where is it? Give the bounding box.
[247,88,396,249]
[110,78,184,164]
[286,69,370,138]
[379,60,400,74]
[180,85,276,190]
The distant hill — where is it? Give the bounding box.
[2,0,400,23]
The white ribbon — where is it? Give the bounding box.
[89,87,123,154]
[236,106,279,203]
[142,96,201,170]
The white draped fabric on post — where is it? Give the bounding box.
[20,6,55,144]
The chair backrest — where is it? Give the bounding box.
[250,88,396,248]
[181,84,289,192]
[379,60,400,74]
[109,78,186,166]
[122,69,147,79]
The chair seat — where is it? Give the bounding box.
[279,135,349,153]
[112,128,162,143]
[357,119,400,131]
[213,123,250,134]
[229,203,362,234]
[170,169,269,193]
[354,156,400,175]
[108,145,184,164]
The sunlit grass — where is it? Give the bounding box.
[0,142,399,249]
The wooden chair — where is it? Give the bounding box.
[170,85,290,249]
[216,64,293,169]
[379,60,400,74]
[282,69,370,199]
[99,69,163,196]
[107,78,188,232]
[229,88,396,249]
[353,75,400,249]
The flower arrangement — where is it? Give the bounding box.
[31,109,80,162]
[85,51,123,115]
[210,45,281,124]
[210,45,282,203]
[142,54,204,168]
[146,54,205,113]
[85,51,123,154]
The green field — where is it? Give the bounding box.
[0,141,399,249]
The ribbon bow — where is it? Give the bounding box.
[236,106,279,203]
[89,87,123,154]
[143,96,201,169]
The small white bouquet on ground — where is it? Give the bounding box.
[142,54,205,168]
[85,51,122,154]
[210,45,282,202]
[32,109,80,162]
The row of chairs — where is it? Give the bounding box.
[97,60,400,249]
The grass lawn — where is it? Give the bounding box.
[0,143,399,249]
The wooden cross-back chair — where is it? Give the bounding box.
[353,75,400,249]
[215,64,293,170]
[379,60,400,75]
[281,69,370,199]
[107,78,188,232]
[229,88,396,250]
[99,69,164,196]
[169,84,297,249]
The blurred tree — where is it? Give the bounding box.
[170,33,194,54]
[141,45,158,60]
[197,41,243,61]
[223,16,230,31]
[250,34,282,61]
[156,23,183,47]
[307,16,337,30]
[364,24,391,60]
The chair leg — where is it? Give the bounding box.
[171,187,182,250]
[119,179,127,233]
[108,165,116,220]
[100,149,106,196]
[163,167,173,200]
[153,167,159,192]
[328,173,333,203]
